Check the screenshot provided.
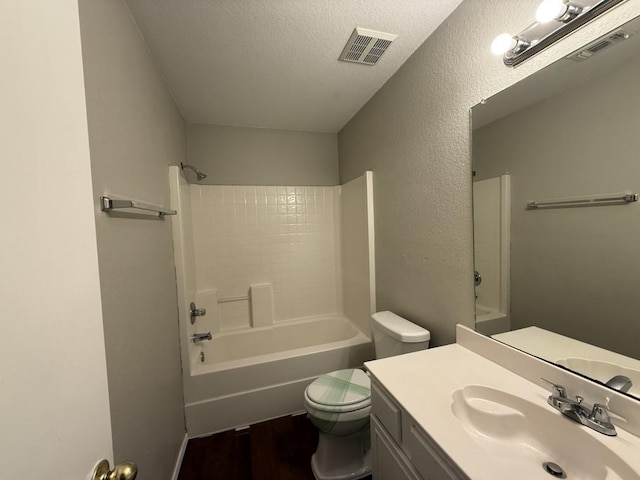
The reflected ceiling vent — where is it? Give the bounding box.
[567,28,633,61]
[339,27,398,65]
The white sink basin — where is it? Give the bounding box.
[451,385,639,480]
[556,358,640,397]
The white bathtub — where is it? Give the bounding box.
[184,314,374,436]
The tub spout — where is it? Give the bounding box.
[192,332,212,343]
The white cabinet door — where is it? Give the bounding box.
[371,416,422,480]
[406,423,464,480]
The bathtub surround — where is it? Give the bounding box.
[170,169,376,435]
[191,184,342,328]
[251,284,275,328]
[473,175,511,336]
[341,172,377,336]
[338,0,640,347]
[187,124,339,186]
[170,169,200,392]
[78,0,187,478]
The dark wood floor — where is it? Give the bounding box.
[178,414,319,480]
[178,414,373,480]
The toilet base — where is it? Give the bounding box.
[310,427,372,480]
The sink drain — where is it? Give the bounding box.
[543,462,567,478]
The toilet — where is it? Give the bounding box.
[304,311,431,480]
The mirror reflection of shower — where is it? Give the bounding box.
[473,173,511,336]
[180,162,207,181]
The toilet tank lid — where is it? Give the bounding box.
[371,311,431,343]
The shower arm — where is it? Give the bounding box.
[180,162,207,181]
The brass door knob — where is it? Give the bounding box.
[92,459,138,480]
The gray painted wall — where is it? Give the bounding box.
[473,53,640,359]
[79,0,186,477]
[337,0,640,347]
[187,124,339,185]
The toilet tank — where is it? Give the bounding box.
[370,311,431,359]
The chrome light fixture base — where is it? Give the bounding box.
[500,0,627,67]
[556,3,585,23]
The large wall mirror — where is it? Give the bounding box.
[472,14,640,401]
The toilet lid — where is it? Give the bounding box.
[306,369,371,408]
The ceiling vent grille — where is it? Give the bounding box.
[339,28,398,66]
[567,29,633,61]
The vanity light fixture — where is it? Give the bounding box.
[492,0,627,66]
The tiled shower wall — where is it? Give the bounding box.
[190,185,342,330]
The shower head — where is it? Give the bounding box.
[180,162,207,181]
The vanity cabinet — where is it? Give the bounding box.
[371,415,421,480]
[370,379,465,480]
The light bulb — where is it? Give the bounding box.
[491,33,517,56]
[536,0,567,23]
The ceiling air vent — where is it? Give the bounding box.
[567,29,633,61]
[339,27,398,66]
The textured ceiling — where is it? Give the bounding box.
[125,0,464,133]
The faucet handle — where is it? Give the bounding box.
[593,399,627,424]
[541,378,567,398]
[590,404,613,425]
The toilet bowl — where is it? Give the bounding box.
[304,311,430,480]
[304,369,372,480]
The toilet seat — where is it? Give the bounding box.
[305,369,371,413]
[303,311,429,480]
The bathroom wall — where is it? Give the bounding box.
[187,124,339,185]
[190,185,342,328]
[473,54,640,359]
[337,0,640,346]
[78,0,186,477]
[0,1,113,477]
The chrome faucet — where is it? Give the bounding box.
[605,375,632,393]
[191,332,212,343]
[542,379,620,436]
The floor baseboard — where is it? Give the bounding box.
[171,433,189,480]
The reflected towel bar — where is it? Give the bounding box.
[527,193,638,209]
[99,195,177,216]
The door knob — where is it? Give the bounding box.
[92,459,138,480]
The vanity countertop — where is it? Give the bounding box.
[365,344,640,480]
